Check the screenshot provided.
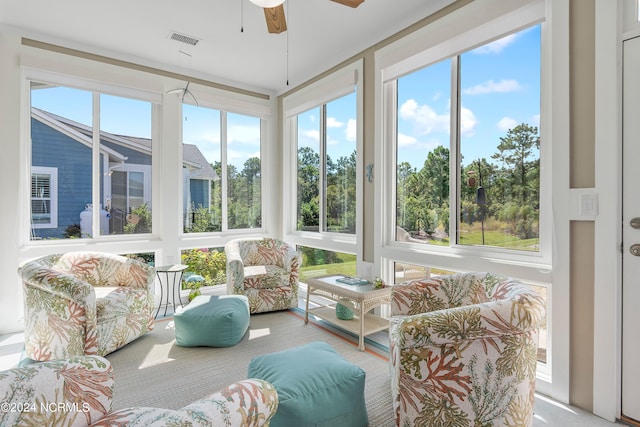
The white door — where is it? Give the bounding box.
[622,35,640,423]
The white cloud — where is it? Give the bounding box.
[326,117,344,128]
[295,129,320,149]
[397,133,418,147]
[460,107,478,136]
[399,99,449,135]
[345,119,356,142]
[463,79,521,95]
[227,124,260,146]
[472,33,518,54]
[498,117,518,132]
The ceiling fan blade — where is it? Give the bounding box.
[264,4,287,34]
[331,0,365,7]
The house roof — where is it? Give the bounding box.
[183,144,218,181]
[32,107,217,180]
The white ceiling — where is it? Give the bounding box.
[0,0,454,95]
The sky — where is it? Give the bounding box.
[29,23,540,172]
[396,24,541,169]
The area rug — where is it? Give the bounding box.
[106,310,394,426]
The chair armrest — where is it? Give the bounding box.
[19,262,99,360]
[18,261,95,304]
[92,379,278,427]
[284,248,302,274]
[225,242,246,294]
[0,356,113,427]
[186,379,278,425]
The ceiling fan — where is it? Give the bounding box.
[248,0,365,34]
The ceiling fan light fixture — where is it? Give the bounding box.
[249,0,285,7]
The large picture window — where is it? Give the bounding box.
[394,25,541,251]
[377,0,559,396]
[182,104,262,233]
[283,60,363,264]
[29,81,155,240]
[295,92,357,235]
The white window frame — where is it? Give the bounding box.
[179,104,266,235]
[282,60,364,260]
[30,166,58,229]
[22,69,161,243]
[374,0,570,402]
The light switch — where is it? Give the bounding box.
[580,193,599,217]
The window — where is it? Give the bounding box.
[377,0,558,394]
[182,104,262,233]
[294,88,357,234]
[29,81,156,240]
[283,60,363,279]
[394,25,541,251]
[31,167,57,230]
[297,246,357,283]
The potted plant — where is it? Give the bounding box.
[184,274,204,301]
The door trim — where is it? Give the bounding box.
[592,0,622,422]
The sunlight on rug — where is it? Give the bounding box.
[137,320,177,369]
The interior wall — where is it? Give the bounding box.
[569,0,596,411]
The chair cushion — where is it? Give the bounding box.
[174,295,250,347]
[244,265,290,290]
[247,341,368,427]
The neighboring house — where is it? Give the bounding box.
[30,108,217,239]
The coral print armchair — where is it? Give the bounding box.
[0,356,114,427]
[389,272,546,427]
[225,238,302,314]
[18,251,155,361]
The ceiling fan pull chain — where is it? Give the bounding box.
[240,0,244,32]
[286,0,289,85]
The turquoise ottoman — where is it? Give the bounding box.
[174,295,250,347]
[247,341,368,427]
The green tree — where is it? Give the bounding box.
[297,147,320,229]
[491,123,540,205]
[326,152,356,233]
[396,162,415,230]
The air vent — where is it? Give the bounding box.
[169,31,200,46]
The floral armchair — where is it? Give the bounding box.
[225,238,302,314]
[0,356,114,427]
[18,252,155,361]
[0,356,278,427]
[389,272,546,427]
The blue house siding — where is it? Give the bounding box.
[31,111,211,239]
[190,179,210,209]
[101,140,151,165]
[31,119,102,239]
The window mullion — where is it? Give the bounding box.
[92,92,101,239]
[221,110,228,232]
[449,56,461,248]
[320,104,327,233]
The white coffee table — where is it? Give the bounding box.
[304,274,392,351]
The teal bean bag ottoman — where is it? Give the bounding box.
[247,341,368,427]
[174,295,250,347]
